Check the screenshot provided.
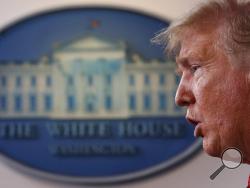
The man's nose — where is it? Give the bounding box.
[175,79,195,107]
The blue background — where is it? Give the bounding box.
[0,7,199,180]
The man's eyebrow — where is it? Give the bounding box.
[176,56,189,67]
[175,56,189,75]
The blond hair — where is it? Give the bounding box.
[153,0,250,63]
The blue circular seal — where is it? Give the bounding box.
[0,7,201,184]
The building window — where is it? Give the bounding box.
[105,95,112,110]
[159,74,165,85]
[14,94,22,112]
[46,76,52,87]
[129,94,136,110]
[0,76,7,87]
[67,95,76,111]
[68,76,74,85]
[0,95,7,111]
[86,102,94,112]
[85,95,96,112]
[16,76,22,87]
[129,75,135,86]
[29,94,37,112]
[31,76,36,87]
[175,74,181,85]
[159,93,167,110]
[44,94,53,112]
[143,93,151,110]
[144,74,150,86]
[106,74,112,85]
[87,75,93,86]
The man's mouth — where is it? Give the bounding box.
[186,117,203,137]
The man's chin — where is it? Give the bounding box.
[203,139,221,157]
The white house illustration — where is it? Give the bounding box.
[0,35,184,119]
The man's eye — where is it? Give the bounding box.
[190,65,201,73]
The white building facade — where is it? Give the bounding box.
[0,36,184,119]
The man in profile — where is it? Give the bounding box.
[154,0,250,184]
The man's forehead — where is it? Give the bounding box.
[175,35,216,64]
[175,47,198,66]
